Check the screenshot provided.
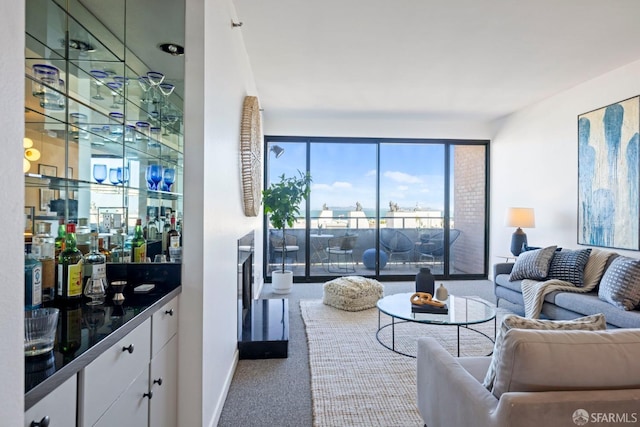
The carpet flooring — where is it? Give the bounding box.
[218,280,505,427]
[301,298,500,427]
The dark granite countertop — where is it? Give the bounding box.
[25,263,181,410]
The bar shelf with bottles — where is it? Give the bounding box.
[24,0,184,246]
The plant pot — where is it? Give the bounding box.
[272,270,293,294]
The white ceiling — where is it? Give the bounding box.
[233,0,640,122]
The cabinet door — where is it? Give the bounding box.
[93,367,150,427]
[79,318,150,427]
[151,295,179,357]
[149,334,178,427]
[24,375,77,427]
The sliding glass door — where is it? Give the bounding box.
[264,137,488,282]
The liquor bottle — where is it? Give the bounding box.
[111,227,131,263]
[76,218,91,254]
[131,219,147,262]
[57,223,84,302]
[166,215,180,261]
[25,247,43,310]
[54,219,66,258]
[98,237,111,262]
[31,222,55,302]
[83,234,107,305]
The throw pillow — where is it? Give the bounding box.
[509,245,558,281]
[598,256,640,310]
[546,248,592,286]
[481,313,606,391]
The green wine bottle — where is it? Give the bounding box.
[131,218,147,262]
[57,223,84,302]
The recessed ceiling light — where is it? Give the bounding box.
[159,43,184,56]
[64,38,96,52]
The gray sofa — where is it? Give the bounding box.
[417,328,640,427]
[494,262,640,328]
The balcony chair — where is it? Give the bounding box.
[325,234,358,273]
[379,229,414,265]
[416,228,461,265]
[269,232,299,265]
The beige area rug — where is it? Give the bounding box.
[301,299,503,427]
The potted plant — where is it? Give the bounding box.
[262,171,312,294]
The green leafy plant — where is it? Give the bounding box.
[262,171,312,273]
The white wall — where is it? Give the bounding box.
[182,0,261,426]
[0,0,25,424]
[265,113,494,140]
[490,59,640,266]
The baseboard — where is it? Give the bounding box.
[207,349,239,427]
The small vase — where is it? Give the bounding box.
[435,283,448,301]
[415,268,435,295]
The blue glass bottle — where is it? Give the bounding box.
[25,248,43,310]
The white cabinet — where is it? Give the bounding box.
[24,374,77,427]
[152,297,179,357]
[79,318,151,427]
[149,296,179,427]
[149,334,178,427]
[93,367,150,427]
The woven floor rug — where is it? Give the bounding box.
[301,298,502,427]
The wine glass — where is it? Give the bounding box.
[109,168,120,185]
[146,71,165,87]
[90,70,108,100]
[106,81,123,108]
[148,164,163,191]
[162,168,175,191]
[145,165,155,190]
[117,167,130,185]
[93,164,107,183]
[137,75,151,103]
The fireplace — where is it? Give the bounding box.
[237,231,254,336]
[237,230,289,359]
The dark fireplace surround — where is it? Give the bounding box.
[237,230,288,359]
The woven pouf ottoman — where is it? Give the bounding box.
[323,276,384,311]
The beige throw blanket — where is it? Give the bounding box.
[520,249,612,318]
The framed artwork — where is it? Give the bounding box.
[39,188,55,212]
[38,164,57,177]
[578,95,640,250]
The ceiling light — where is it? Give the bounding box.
[23,137,33,148]
[63,38,96,52]
[25,147,41,161]
[159,43,184,56]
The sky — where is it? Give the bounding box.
[267,141,448,213]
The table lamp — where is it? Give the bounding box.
[505,207,535,256]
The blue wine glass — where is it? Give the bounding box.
[93,164,107,183]
[117,167,130,185]
[162,168,175,191]
[145,165,155,190]
[148,164,163,191]
[109,168,119,185]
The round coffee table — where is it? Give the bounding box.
[376,292,496,357]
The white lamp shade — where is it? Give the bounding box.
[25,147,41,161]
[505,207,535,228]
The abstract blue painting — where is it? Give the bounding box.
[578,96,640,250]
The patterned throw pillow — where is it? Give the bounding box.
[482,313,607,391]
[598,256,640,310]
[509,245,557,281]
[546,249,592,286]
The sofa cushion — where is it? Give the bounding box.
[546,248,592,286]
[598,256,640,310]
[554,292,640,328]
[492,328,640,399]
[509,246,557,281]
[481,313,606,391]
